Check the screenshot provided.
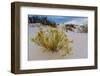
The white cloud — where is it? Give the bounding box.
[64,18,88,25]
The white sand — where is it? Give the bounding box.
[28,26,88,60]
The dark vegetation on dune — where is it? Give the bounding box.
[28,16,56,27]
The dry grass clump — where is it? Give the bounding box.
[32,27,72,56]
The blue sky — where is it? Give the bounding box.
[29,15,88,25]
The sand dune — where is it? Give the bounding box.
[28,26,88,60]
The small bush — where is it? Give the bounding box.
[81,24,88,33]
[32,27,72,56]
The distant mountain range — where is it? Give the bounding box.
[28,15,88,25]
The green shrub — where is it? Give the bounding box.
[32,27,73,56]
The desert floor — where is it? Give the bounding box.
[28,26,88,61]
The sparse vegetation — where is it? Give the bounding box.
[81,24,88,33]
[32,27,73,56]
[65,24,88,33]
